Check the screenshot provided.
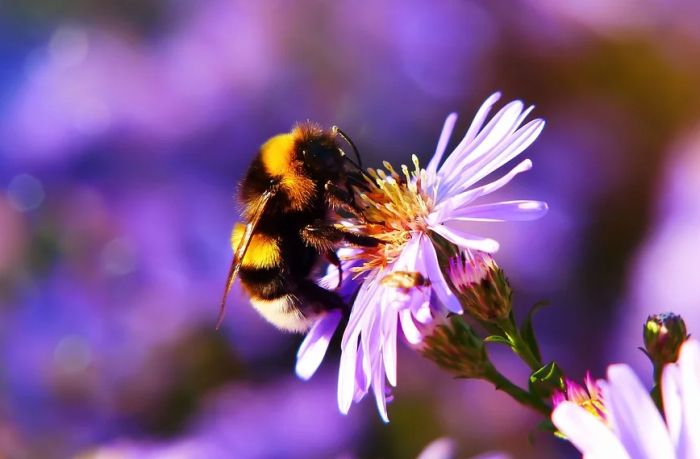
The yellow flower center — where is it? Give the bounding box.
[345,155,433,276]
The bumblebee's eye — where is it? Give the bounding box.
[304,146,343,174]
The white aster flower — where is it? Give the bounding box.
[552,339,700,459]
[326,92,548,421]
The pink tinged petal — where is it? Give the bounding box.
[430,223,500,253]
[426,113,458,178]
[381,308,398,387]
[662,363,683,448]
[678,340,700,458]
[432,159,532,220]
[418,235,463,313]
[551,402,631,459]
[455,119,545,194]
[551,391,566,407]
[566,380,588,404]
[585,372,602,398]
[448,200,549,222]
[605,364,675,458]
[338,334,359,414]
[295,310,342,380]
[399,308,423,344]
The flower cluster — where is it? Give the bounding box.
[552,339,700,458]
[296,92,548,421]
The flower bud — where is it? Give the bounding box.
[419,316,492,379]
[448,251,512,323]
[643,313,688,366]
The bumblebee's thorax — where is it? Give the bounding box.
[248,123,344,213]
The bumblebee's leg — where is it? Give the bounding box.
[324,250,342,289]
[295,279,348,315]
[324,181,366,220]
[301,222,381,251]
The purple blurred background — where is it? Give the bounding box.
[1,1,700,458]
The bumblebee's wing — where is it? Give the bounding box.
[216,186,278,329]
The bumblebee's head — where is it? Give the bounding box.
[294,123,346,181]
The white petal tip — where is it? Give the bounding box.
[295,367,312,381]
[338,400,351,415]
[483,240,500,253]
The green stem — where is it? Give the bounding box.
[651,362,664,415]
[484,366,551,416]
[499,319,542,371]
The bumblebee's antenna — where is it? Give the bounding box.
[333,126,364,170]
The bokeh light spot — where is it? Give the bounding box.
[7,174,45,212]
[48,25,89,68]
[54,335,92,375]
[100,237,138,276]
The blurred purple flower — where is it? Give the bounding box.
[552,339,700,458]
[80,375,363,459]
[298,93,547,421]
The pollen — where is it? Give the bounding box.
[345,156,434,276]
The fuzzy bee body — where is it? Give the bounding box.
[219,122,378,332]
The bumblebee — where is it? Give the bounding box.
[218,122,379,332]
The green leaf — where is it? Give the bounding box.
[519,301,549,363]
[484,335,512,346]
[529,361,565,399]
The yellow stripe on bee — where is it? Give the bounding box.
[260,132,315,210]
[231,223,281,269]
[261,134,296,177]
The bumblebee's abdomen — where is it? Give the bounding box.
[231,223,281,269]
[249,296,314,333]
[239,266,287,300]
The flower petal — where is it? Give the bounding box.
[436,93,502,179]
[411,294,433,324]
[678,340,700,458]
[430,223,500,253]
[353,343,370,402]
[361,301,382,384]
[381,309,398,387]
[426,113,458,178]
[371,358,389,423]
[456,119,545,194]
[439,100,525,193]
[551,402,631,459]
[605,364,675,458]
[338,333,359,414]
[399,307,422,344]
[295,310,342,380]
[416,438,457,459]
[462,92,502,145]
[448,200,549,222]
[432,159,533,220]
[418,235,463,313]
[341,274,379,348]
[662,363,683,448]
